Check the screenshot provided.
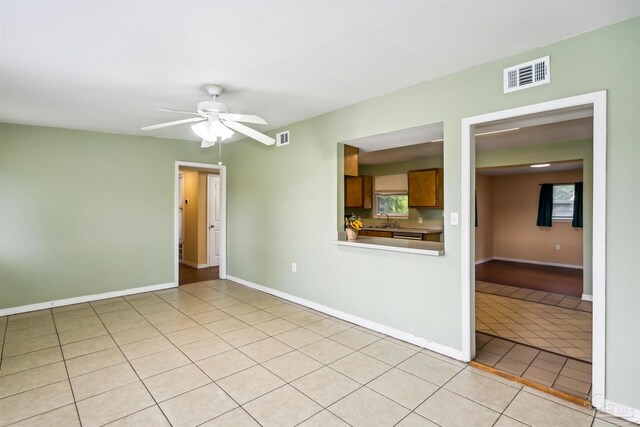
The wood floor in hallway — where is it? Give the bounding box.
[475,260,583,297]
[179,263,219,285]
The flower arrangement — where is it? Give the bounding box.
[345,214,363,231]
[345,214,362,240]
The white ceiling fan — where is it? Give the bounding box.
[142,85,275,147]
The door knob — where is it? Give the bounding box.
[210,225,215,229]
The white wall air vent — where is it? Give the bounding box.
[504,56,550,93]
[275,130,290,147]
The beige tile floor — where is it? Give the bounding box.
[476,291,592,362]
[0,279,626,426]
[475,332,593,399]
[476,281,593,312]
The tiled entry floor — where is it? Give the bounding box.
[475,332,592,399]
[476,280,592,313]
[0,280,626,426]
[476,291,592,362]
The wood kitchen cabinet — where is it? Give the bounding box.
[359,230,393,238]
[345,175,372,209]
[422,232,442,242]
[408,168,443,208]
[344,145,359,177]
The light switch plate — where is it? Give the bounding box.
[450,212,459,226]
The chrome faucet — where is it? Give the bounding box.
[381,213,391,228]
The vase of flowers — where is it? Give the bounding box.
[345,214,363,240]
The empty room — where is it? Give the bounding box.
[1,2,639,426]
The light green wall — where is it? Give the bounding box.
[0,124,216,307]
[225,18,640,408]
[476,139,593,295]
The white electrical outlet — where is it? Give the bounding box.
[555,244,560,250]
[291,262,297,272]
[418,217,423,224]
[450,212,459,226]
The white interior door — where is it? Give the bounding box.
[207,174,221,267]
[178,174,185,243]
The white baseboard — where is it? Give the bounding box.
[492,256,583,270]
[0,282,176,317]
[226,275,465,362]
[180,261,209,269]
[599,399,640,424]
[475,257,493,265]
[582,294,593,302]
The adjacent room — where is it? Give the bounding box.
[472,109,594,400]
[1,2,639,426]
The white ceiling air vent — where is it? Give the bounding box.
[275,130,290,147]
[503,56,550,93]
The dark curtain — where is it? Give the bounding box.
[572,182,583,228]
[536,183,553,227]
[475,192,478,227]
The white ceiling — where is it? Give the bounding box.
[476,116,593,152]
[1,1,639,142]
[357,115,592,165]
[344,122,443,153]
[477,160,584,176]
[360,141,443,165]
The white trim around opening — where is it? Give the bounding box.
[174,161,227,286]
[460,91,607,410]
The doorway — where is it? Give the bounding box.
[461,91,606,409]
[175,161,227,286]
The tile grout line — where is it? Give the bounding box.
[0,315,8,370]
[478,331,591,365]
[87,298,171,426]
[50,308,83,427]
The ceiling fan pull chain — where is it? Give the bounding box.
[218,140,223,165]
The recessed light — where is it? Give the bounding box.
[530,163,551,168]
[475,127,520,137]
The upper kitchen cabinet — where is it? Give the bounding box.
[345,175,372,209]
[408,168,443,208]
[344,145,359,177]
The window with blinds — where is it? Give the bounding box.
[374,174,409,217]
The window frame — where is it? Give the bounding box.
[551,184,575,221]
[374,191,409,219]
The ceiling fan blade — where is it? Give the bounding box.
[201,139,216,148]
[221,120,275,145]
[218,113,267,125]
[157,108,202,116]
[142,117,204,131]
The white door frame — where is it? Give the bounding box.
[460,91,607,409]
[206,173,221,268]
[174,161,227,285]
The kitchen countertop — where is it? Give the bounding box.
[361,227,442,234]
[336,236,444,256]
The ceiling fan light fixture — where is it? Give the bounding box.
[191,121,213,140]
[192,119,234,143]
[144,85,272,146]
[210,120,234,141]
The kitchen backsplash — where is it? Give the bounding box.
[349,208,444,230]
